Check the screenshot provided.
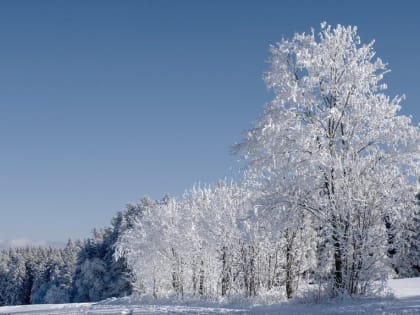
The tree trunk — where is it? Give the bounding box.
[199,260,205,296]
[249,245,256,297]
[285,231,294,298]
[333,229,344,292]
[221,246,229,296]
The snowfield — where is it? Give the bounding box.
[0,278,419,315]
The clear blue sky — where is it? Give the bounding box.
[0,0,419,242]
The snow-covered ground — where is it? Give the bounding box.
[0,278,419,315]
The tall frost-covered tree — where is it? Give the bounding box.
[236,23,419,296]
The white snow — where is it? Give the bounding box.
[388,277,420,298]
[0,278,419,315]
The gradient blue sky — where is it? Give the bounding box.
[1,0,419,242]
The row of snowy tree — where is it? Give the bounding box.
[0,207,135,306]
[0,243,79,305]
[115,23,420,299]
[115,183,316,299]
[115,182,419,300]
[1,180,417,305]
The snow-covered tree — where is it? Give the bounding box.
[4,249,28,305]
[180,181,253,297]
[115,198,171,297]
[72,211,134,302]
[236,23,419,296]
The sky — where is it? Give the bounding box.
[0,0,419,243]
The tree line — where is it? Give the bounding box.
[0,206,135,305]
